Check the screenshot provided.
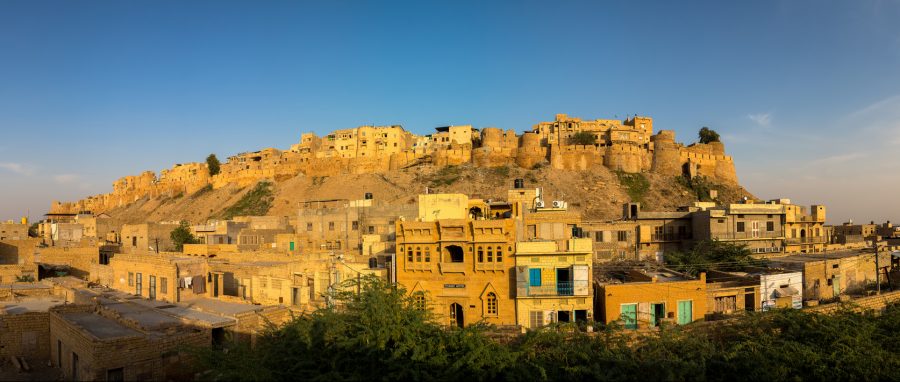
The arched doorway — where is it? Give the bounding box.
[450,303,464,327]
[445,245,464,263]
[800,229,806,238]
[469,207,483,220]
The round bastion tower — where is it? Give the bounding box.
[515,132,545,169]
[473,127,508,167]
[650,130,681,176]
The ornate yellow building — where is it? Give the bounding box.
[395,194,517,327]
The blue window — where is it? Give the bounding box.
[529,268,542,287]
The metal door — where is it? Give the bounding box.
[621,304,637,329]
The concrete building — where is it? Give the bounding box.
[121,222,179,254]
[624,203,694,261]
[580,220,638,262]
[103,253,209,302]
[0,238,39,284]
[768,250,888,302]
[0,218,29,241]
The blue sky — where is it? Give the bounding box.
[2,1,899,224]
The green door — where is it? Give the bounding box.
[677,300,693,325]
[832,275,841,297]
[621,304,638,329]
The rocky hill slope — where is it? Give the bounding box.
[103,163,754,224]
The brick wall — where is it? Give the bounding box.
[0,311,51,362]
[806,290,900,314]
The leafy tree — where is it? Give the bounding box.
[568,131,598,146]
[193,276,900,381]
[664,239,761,276]
[206,153,221,176]
[28,222,40,238]
[698,127,720,144]
[170,220,198,252]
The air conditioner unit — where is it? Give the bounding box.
[535,201,545,208]
[552,200,566,208]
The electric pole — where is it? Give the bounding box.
[875,240,881,295]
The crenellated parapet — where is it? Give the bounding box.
[53,114,740,213]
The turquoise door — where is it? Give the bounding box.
[677,300,693,325]
[621,304,638,329]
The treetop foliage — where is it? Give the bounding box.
[207,153,221,176]
[193,275,900,381]
[664,239,763,277]
[699,127,720,144]
[170,220,198,252]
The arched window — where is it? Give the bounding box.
[414,292,426,310]
[496,246,503,262]
[407,247,413,262]
[424,247,431,262]
[486,292,498,315]
[415,246,422,262]
[477,246,484,262]
[487,246,493,262]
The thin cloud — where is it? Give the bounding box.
[53,174,79,184]
[809,152,866,166]
[0,162,35,176]
[847,95,900,119]
[747,113,772,127]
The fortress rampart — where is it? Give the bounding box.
[51,114,738,214]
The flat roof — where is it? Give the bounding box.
[102,302,182,331]
[1,298,65,314]
[61,312,142,340]
[769,250,872,263]
[178,297,265,316]
[159,305,235,328]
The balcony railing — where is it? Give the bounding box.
[439,262,467,274]
[651,233,692,242]
[525,280,589,297]
[784,237,827,245]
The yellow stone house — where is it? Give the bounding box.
[514,238,593,328]
[395,194,517,327]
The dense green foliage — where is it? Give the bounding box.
[664,240,763,277]
[699,127,720,144]
[219,181,274,219]
[207,153,221,176]
[170,220,198,251]
[569,131,598,146]
[614,170,650,203]
[195,277,900,381]
[28,222,40,237]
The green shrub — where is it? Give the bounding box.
[615,171,650,202]
[568,131,597,146]
[219,181,274,219]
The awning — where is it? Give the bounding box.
[774,286,799,298]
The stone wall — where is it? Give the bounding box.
[0,311,51,362]
[806,290,900,314]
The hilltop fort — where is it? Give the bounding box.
[50,113,738,216]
